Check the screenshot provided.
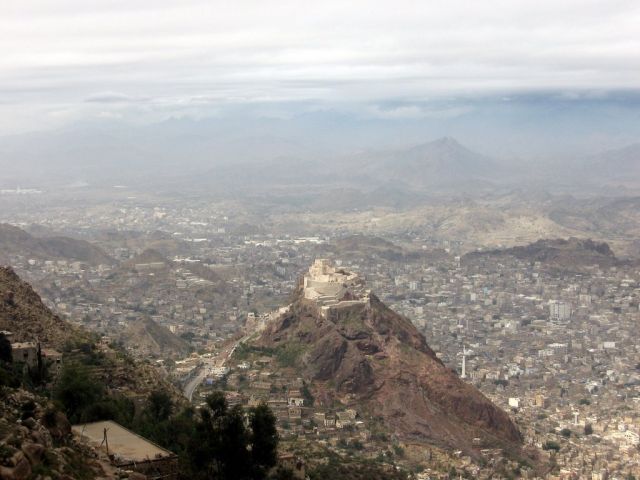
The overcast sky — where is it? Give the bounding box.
[1,0,640,137]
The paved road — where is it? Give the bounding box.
[183,364,207,402]
[182,332,254,402]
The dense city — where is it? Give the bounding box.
[1,194,638,479]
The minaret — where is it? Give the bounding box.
[461,345,467,379]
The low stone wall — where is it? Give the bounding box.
[118,455,179,480]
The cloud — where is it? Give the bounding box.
[0,0,639,132]
[84,92,135,103]
[366,104,474,120]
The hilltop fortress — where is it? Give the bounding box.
[303,259,370,318]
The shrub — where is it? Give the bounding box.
[543,440,560,452]
[53,363,104,423]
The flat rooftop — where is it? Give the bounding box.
[72,420,174,463]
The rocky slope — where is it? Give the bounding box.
[0,387,115,480]
[0,266,188,479]
[0,223,115,266]
[122,316,191,358]
[1,265,183,400]
[256,279,522,454]
[0,266,90,347]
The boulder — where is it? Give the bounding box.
[30,428,53,448]
[0,452,31,480]
[21,443,45,466]
[43,411,71,441]
[21,419,36,430]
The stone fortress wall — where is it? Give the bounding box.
[302,259,370,318]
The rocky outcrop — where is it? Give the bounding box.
[463,237,620,270]
[0,268,185,479]
[0,266,90,347]
[258,275,522,454]
[122,316,191,358]
[0,389,104,480]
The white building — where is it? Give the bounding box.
[549,301,571,321]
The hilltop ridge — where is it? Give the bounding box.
[0,223,115,266]
[0,265,183,401]
[255,260,522,454]
[463,237,621,270]
[0,265,88,347]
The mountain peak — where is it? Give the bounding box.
[255,259,522,454]
[431,136,463,147]
[405,136,469,155]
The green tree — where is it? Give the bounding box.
[141,390,281,480]
[206,391,229,419]
[82,395,135,425]
[147,390,174,422]
[187,392,231,479]
[301,381,315,407]
[250,403,278,479]
[54,363,104,423]
[220,405,251,480]
[0,333,12,363]
[543,440,560,452]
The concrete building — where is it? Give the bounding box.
[11,342,38,368]
[549,301,572,321]
[73,420,178,479]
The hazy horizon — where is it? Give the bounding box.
[2,1,640,161]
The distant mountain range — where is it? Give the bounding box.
[584,143,640,187]
[1,120,638,194]
[349,137,502,189]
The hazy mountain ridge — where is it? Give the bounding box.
[2,121,639,194]
[360,137,505,189]
[586,143,640,184]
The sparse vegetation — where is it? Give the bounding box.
[132,390,280,480]
[543,440,561,452]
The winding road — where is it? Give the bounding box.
[182,332,254,402]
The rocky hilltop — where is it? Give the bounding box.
[0,223,115,266]
[0,266,186,479]
[256,260,522,454]
[0,264,183,402]
[0,266,90,347]
[123,315,191,357]
[463,237,621,270]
